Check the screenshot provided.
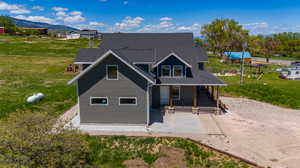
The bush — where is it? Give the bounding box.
[0,112,90,168]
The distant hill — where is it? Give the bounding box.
[10,17,78,31]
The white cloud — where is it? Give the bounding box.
[32,6,44,11]
[123,1,129,5]
[10,9,31,14]
[15,15,55,24]
[115,16,144,30]
[70,11,82,16]
[63,15,85,23]
[52,7,68,12]
[52,7,85,23]
[177,23,201,31]
[0,1,31,14]
[160,17,172,21]
[100,0,108,2]
[89,21,105,27]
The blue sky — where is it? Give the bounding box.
[1,0,300,35]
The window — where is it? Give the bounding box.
[161,65,171,77]
[119,97,137,105]
[171,86,180,100]
[173,65,184,77]
[296,71,299,75]
[90,97,108,105]
[106,65,118,80]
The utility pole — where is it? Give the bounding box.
[240,41,247,84]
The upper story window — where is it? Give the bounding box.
[173,65,184,77]
[90,97,108,105]
[106,65,118,80]
[161,65,171,77]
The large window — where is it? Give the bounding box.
[106,65,118,80]
[173,65,184,77]
[90,97,108,105]
[119,97,137,105]
[171,86,180,100]
[161,65,171,77]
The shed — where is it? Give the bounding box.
[224,52,252,64]
[0,27,5,34]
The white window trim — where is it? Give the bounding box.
[172,86,181,100]
[119,97,138,106]
[173,65,184,78]
[161,65,171,78]
[90,97,109,106]
[106,64,118,80]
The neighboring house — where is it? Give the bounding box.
[68,33,226,125]
[78,29,99,39]
[224,52,252,64]
[66,29,99,39]
[66,31,81,39]
[281,66,300,80]
[0,27,4,34]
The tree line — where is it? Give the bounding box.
[198,18,300,61]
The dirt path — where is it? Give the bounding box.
[215,97,300,168]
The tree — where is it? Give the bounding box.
[0,112,90,168]
[0,16,18,35]
[262,37,280,62]
[201,18,249,59]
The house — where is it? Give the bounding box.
[68,33,226,125]
[66,29,99,39]
[66,31,81,39]
[78,29,99,39]
[224,52,252,64]
[0,27,4,34]
[280,66,300,80]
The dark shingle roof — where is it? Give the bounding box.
[75,33,208,63]
[157,71,226,85]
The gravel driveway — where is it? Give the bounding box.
[212,97,300,168]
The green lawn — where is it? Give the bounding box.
[206,55,300,109]
[86,136,254,168]
[0,35,99,118]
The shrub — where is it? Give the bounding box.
[0,112,90,168]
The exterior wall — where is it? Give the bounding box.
[153,55,189,77]
[78,54,148,124]
[136,64,149,72]
[151,86,194,107]
[151,86,160,108]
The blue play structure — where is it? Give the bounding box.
[224,52,252,60]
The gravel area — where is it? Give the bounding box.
[215,97,300,168]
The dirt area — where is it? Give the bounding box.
[213,97,300,168]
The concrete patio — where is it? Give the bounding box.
[63,105,223,135]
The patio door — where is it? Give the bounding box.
[160,86,169,105]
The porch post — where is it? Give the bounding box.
[193,86,197,107]
[169,86,173,107]
[216,86,220,114]
[212,86,215,101]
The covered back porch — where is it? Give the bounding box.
[151,85,224,115]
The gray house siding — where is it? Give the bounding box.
[151,86,160,108]
[153,55,190,77]
[77,54,148,124]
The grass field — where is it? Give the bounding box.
[86,136,254,168]
[0,35,98,118]
[206,55,300,109]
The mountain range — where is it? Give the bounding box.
[10,17,78,31]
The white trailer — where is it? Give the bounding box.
[281,66,300,80]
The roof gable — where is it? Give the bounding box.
[68,50,155,85]
[152,52,192,68]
